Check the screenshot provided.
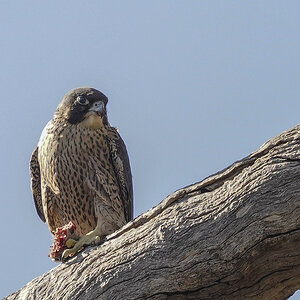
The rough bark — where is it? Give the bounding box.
[5,125,300,300]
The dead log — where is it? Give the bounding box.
[5,125,300,300]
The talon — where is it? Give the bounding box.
[62,248,75,259]
[94,236,101,244]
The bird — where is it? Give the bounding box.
[29,87,133,260]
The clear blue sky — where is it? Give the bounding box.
[1,1,299,298]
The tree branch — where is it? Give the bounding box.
[6,125,300,300]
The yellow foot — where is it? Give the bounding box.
[62,230,102,259]
[65,239,77,248]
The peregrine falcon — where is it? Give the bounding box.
[29,87,133,260]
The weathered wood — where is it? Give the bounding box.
[5,125,300,300]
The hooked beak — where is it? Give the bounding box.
[88,101,105,116]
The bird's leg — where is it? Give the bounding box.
[62,226,103,259]
[62,202,125,260]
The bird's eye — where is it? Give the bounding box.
[76,96,89,105]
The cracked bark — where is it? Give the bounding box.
[5,125,300,300]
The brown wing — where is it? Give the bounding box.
[108,127,133,222]
[29,147,46,223]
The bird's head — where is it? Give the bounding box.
[55,87,109,129]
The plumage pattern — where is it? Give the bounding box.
[30,87,133,259]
